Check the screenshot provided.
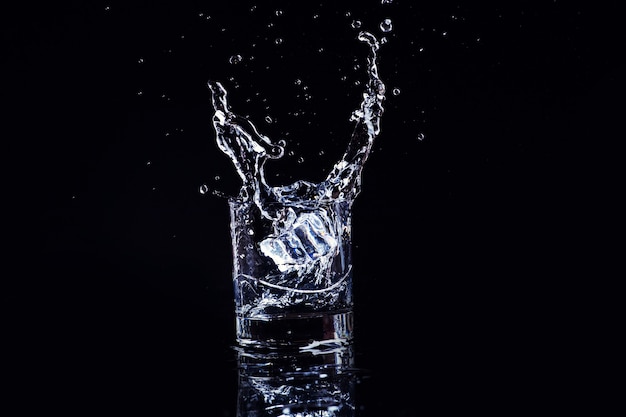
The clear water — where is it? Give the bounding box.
[208,31,385,210]
[209,32,385,341]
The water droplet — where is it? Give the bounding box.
[380,18,393,33]
[392,87,401,96]
[137,91,143,96]
[229,54,243,64]
[199,184,209,194]
[146,161,151,166]
[137,57,144,64]
[294,78,302,85]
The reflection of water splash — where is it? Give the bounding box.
[236,344,357,416]
[208,31,385,215]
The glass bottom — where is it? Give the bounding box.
[235,310,354,351]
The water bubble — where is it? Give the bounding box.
[229,54,243,64]
[137,57,144,64]
[417,133,425,141]
[381,0,394,4]
[214,175,221,181]
[275,38,283,45]
[351,20,362,29]
[379,18,393,33]
[297,157,304,164]
[146,161,151,166]
[294,78,302,85]
[392,87,401,96]
[275,9,284,16]
[137,91,143,96]
[199,184,209,194]
[265,116,273,124]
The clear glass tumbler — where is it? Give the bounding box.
[228,198,354,350]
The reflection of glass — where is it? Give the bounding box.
[236,344,356,417]
[230,199,354,350]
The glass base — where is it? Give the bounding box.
[235,310,354,351]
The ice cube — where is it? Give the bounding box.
[259,210,338,273]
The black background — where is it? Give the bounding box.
[3,0,619,414]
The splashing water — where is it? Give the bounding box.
[209,32,386,319]
[208,31,385,215]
